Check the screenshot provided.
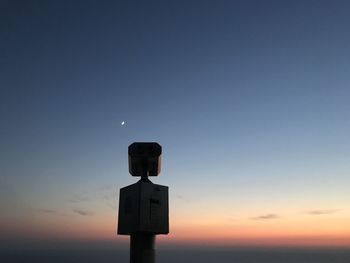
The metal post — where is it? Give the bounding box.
[130,233,155,263]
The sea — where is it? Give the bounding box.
[1,248,350,263]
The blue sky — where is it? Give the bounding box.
[1,0,350,247]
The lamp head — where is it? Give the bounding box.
[128,142,161,177]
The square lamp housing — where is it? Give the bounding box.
[128,142,161,177]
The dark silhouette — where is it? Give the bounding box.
[118,142,169,263]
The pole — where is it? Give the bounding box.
[130,233,155,263]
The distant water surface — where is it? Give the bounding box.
[1,248,350,263]
[159,249,350,263]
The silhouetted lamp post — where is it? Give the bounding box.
[118,142,169,263]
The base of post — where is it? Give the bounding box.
[130,233,155,263]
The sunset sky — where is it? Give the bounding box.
[1,0,350,249]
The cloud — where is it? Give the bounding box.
[73,208,94,216]
[36,208,71,217]
[305,209,338,215]
[251,213,279,220]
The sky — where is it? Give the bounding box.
[1,0,350,249]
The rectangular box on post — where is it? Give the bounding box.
[118,180,169,235]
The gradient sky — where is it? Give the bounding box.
[1,0,350,249]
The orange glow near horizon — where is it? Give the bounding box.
[5,211,349,249]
